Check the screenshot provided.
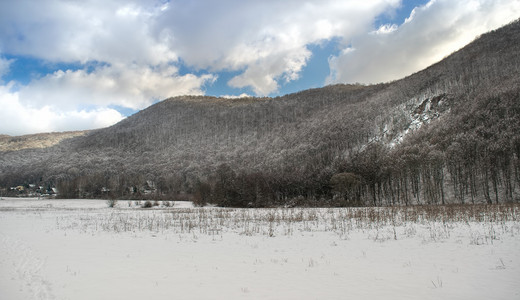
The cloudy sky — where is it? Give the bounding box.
[1,0,519,136]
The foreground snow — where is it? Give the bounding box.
[1,198,519,300]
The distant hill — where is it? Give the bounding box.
[1,19,519,206]
[0,131,88,152]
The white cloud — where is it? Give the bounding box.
[0,57,13,79]
[17,64,215,111]
[154,0,401,95]
[327,0,520,84]
[228,46,312,95]
[0,0,176,65]
[0,83,124,136]
[372,24,398,35]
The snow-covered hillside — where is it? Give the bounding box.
[2,20,520,207]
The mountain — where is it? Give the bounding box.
[1,19,519,206]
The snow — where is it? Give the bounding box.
[1,198,519,299]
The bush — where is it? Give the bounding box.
[106,199,118,208]
[142,200,152,208]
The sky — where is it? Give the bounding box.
[1,0,519,136]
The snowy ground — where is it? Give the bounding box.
[1,198,519,300]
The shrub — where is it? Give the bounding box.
[106,199,118,208]
[142,200,152,208]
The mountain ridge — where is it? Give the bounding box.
[1,19,519,206]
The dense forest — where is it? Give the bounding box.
[1,20,519,207]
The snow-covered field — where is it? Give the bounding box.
[1,198,519,300]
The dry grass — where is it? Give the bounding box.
[51,204,520,244]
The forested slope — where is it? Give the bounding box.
[1,20,519,206]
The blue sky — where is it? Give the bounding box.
[1,0,519,135]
